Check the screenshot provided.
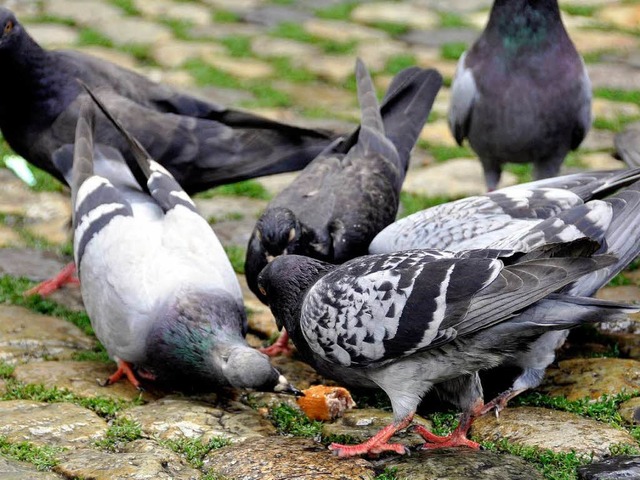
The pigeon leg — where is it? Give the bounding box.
[102,360,142,390]
[259,331,293,357]
[413,399,482,450]
[480,387,527,416]
[328,413,413,457]
[24,262,79,296]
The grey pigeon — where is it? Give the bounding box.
[0,7,334,194]
[370,167,640,413]
[245,59,441,355]
[614,122,640,168]
[55,86,299,394]
[449,0,591,191]
[257,241,637,456]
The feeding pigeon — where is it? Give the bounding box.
[0,7,335,295]
[370,167,640,414]
[614,122,640,168]
[245,59,442,354]
[55,85,299,394]
[448,0,591,191]
[257,240,637,457]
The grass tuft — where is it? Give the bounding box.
[163,437,231,468]
[269,403,323,437]
[96,417,143,451]
[399,192,460,218]
[0,436,62,471]
[223,245,246,274]
[440,42,467,61]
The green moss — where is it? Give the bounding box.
[220,35,253,57]
[439,12,470,28]
[77,28,113,47]
[270,22,357,55]
[594,88,640,106]
[1,380,143,418]
[426,411,459,436]
[223,245,246,274]
[607,272,634,287]
[399,192,459,218]
[244,85,292,108]
[315,2,358,21]
[96,417,143,451]
[118,44,157,66]
[514,391,639,425]
[424,143,474,162]
[0,360,15,379]
[375,467,400,480]
[315,2,358,20]
[0,275,93,336]
[162,437,231,468]
[269,403,323,437]
[71,346,111,363]
[561,5,599,17]
[593,116,640,132]
[108,0,140,16]
[207,212,245,224]
[369,22,410,36]
[162,18,195,41]
[384,54,417,75]
[198,179,271,200]
[0,154,65,192]
[183,59,242,89]
[213,10,242,23]
[26,14,77,26]
[482,439,590,480]
[440,42,467,61]
[268,57,317,83]
[504,162,533,184]
[0,435,62,471]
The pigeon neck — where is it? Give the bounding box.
[0,30,75,133]
[484,0,564,55]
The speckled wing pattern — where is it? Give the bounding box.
[300,250,499,367]
[300,247,611,368]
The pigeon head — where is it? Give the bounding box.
[0,8,21,50]
[220,345,300,394]
[484,0,562,54]
[254,207,303,260]
[257,254,334,331]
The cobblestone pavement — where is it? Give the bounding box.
[0,0,640,478]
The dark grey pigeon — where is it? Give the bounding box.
[0,7,334,194]
[245,59,441,355]
[54,85,300,394]
[370,167,640,415]
[614,122,640,168]
[448,0,591,191]
[257,242,637,457]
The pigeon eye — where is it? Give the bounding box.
[258,285,267,297]
[288,228,296,243]
[3,21,12,35]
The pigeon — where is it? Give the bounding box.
[257,241,637,457]
[54,85,300,394]
[448,0,591,191]
[370,167,640,414]
[0,7,334,194]
[614,122,640,168]
[0,7,336,296]
[244,59,442,354]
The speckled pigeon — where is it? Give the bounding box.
[257,241,637,456]
[245,59,441,354]
[54,86,299,394]
[448,0,591,191]
[370,167,640,415]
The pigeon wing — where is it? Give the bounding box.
[448,52,477,146]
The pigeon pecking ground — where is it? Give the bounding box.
[0,0,639,479]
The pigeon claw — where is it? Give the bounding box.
[102,360,142,390]
[23,262,79,297]
[412,425,480,450]
[328,441,409,458]
[259,331,294,357]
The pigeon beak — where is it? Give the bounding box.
[273,375,304,397]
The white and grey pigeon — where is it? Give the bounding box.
[245,59,441,355]
[257,238,638,457]
[449,0,591,191]
[370,167,640,415]
[54,86,299,394]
